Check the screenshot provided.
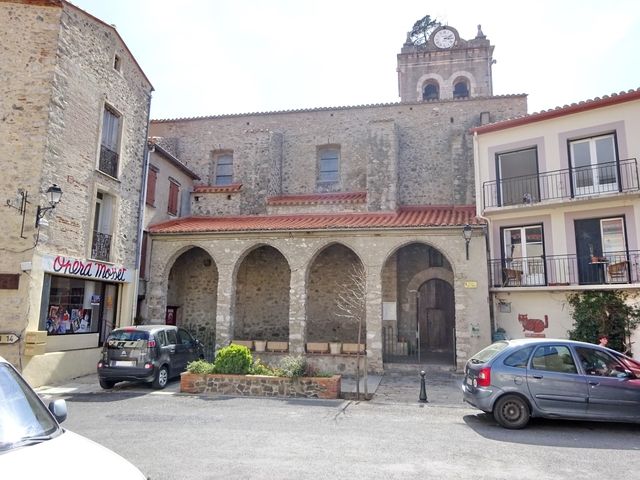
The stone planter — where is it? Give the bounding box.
[254,340,267,352]
[306,342,329,354]
[329,342,342,355]
[341,343,365,354]
[181,372,341,399]
[266,341,288,352]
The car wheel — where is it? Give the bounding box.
[493,394,530,429]
[152,366,169,389]
[99,378,116,389]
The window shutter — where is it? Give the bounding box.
[168,181,179,215]
[146,168,157,206]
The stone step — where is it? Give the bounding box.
[383,362,458,375]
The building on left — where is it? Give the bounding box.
[0,0,153,386]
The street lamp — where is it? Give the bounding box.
[35,184,63,228]
[463,224,472,260]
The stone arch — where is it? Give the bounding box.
[416,73,445,102]
[166,246,218,352]
[449,71,477,99]
[306,242,366,344]
[232,244,291,342]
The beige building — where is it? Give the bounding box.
[473,88,640,355]
[145,23,527,373]
[0,0,153,386]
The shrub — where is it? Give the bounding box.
[277,355,307,377]
[213,344,253,374]
[187,359,214,374]
[249,359,276,376]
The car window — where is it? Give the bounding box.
[166,329,178,345]
[470,341,509,363]
[503,346,533,368]
[531,345,577,374]
[576,347,628,377]
[177,329,193,346]
[107,329,149,342]
[156,330,168,347]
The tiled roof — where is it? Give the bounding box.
[472,88,640,134]
[194,183,243,193]
[148,205,481,234]
[267,191,366,205]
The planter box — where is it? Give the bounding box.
[329,342,342,355]
[254,340,267,352]
[266,341,288,352]
[341,343,365,354]
[181,372,341,399]
[306,342,329,353]
[231,340,254,349]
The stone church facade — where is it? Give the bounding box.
[145,23,527,373]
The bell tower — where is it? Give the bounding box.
[397,23,495,103]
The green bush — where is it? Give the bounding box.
[249,359,276,376]
[213,344,253,374]
[277,355,307,377]
[187,359,214,374]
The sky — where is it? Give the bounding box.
[69,0,640,120]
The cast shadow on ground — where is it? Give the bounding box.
[463,413,639,449]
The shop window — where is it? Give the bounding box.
[168,179,180,216]
[98,105,121,178]
[318,146,340,184]
[91,191,114,262]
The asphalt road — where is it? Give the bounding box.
[56,388,640,480]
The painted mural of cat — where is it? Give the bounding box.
[518,314,548,333]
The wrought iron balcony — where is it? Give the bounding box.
[489,250,640,287]
[483,158,639,209]
[99,145,119,178]
[91,230,112,262]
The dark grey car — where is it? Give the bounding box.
[97,325,204,389]
[462,338,640,429]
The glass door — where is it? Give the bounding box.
[570,134,617,196]
[502,225,545,285]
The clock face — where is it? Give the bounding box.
[433,29,455,49]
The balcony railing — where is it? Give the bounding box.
[489,250,640,287]
[99,145,119,178]
[483,158,639,208]
[91,231,112,262]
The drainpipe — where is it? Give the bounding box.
[130,91,153,325]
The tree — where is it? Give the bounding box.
[335,263,367,399]
[409,15,441,47]
[567,290,640,355]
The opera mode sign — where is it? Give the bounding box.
[42,254,133,283]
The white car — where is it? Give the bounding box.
[0,356,147,479]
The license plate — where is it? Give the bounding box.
[112,360,135,367]
[465,376,473,386]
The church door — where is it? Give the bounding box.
[418,279,455,359]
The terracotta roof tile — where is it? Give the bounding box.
[267,191,366,205]
[148,205,482,234]
[194,183,243,193]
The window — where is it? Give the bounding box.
[496,147,539,206]
[146,166,158,206]
[503,347,533,368]
[166,329,178,345]
[45,276,103,335]
[91,192,114,262]
[318,147,340,183]
[575,216,628,284]
[423,82,439,101]
[502,225,545,286]
[575,347,628,377]
[531,345,577,374]
[168,179,179,216]
[113,54,121,72]
[214,153,233,185]
[99,106,121,178]
[570,133,618,196]
[177,328,194,346]
[453,80,469,99]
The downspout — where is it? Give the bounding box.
[130,91,153,325]
[473,130,496,339]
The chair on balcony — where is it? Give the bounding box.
[502,267,523,286]
[607,261,629,283]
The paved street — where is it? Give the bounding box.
[37,373,640,480]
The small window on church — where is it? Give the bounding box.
[214,152,234,185]
[318,146,340,184]
[423,83,439,101]
[453,80,469,99]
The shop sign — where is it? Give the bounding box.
[42,254,132,283]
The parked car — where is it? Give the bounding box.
[462,338,640,429]
[0,356,147,479]
[97,325,204,390]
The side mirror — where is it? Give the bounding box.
[48,399,67,423]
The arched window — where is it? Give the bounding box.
[453,80,469,99]
[422,82,439,101]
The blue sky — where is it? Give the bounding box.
[70,0,640,120]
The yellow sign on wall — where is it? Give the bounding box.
[464,281,478,289]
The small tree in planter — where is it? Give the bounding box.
[213,344,253,374]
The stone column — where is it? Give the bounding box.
[215,262,235,350]
[365,264,383,373]
[288,265,307,355]
[146,275,167,324]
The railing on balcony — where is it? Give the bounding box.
[483,158,639,208]
[489,250,640,287]
[99,145,119,178]
[91,231,112,262]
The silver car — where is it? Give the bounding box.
[462,338,640,429]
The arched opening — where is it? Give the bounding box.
[307,244,366,347]
[234,245,291,344]
[167,247,218,358]
[381,242,455,365]
[453,79,469,99]
[422,82,439,101]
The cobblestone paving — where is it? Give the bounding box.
[371,370,465,406]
